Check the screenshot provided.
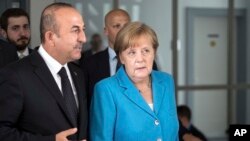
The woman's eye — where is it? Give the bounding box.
[128,51,136,57]
[142,49,150,55]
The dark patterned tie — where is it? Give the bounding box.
[58,67,78,126]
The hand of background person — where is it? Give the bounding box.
[56,128,78,141]
[183,133,202,141]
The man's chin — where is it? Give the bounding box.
[16,45,28,51]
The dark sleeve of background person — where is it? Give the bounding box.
[189,124,207,141]
[179,120,190,141]
[153,60,158,70]
[0,40,18,69]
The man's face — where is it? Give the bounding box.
[6,16,30,51]
[52,8,86,64]
[104,13,130,48]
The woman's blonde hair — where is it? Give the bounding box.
[114,21,159,55]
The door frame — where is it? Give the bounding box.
[186,7,247,125]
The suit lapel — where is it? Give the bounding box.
[68,63,85,113]
[68,63,88,138]
[117,67,157,119]
[30,51,75,126]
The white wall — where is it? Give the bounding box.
[30,0,54,48]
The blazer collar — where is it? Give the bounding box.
[116,66,165,118]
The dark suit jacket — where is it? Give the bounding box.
[0,51,88,141]
[80,48,158,103]
[80,48,110,103]
[0,39,18,69]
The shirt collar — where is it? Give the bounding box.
[108,47,116,60]
[38,45,68,74]
[17,47,29,57]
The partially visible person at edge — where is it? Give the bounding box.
[89,21,179,141]
[178,105,207,141]
[0,2,88,141]
[0,8,32,59]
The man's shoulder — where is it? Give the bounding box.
[0,39,16,52]
[91,48,109,59]
[84,48,109,64]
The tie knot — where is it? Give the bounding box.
[113,55,118,60]
[58,67,68,78]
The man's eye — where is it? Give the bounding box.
[73,29,80,33]
[24,25,30,30]
[113,24,121,29]
[12,27,19,31]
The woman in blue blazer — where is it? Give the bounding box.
[90,22,179,141]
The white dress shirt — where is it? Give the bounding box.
[17,47,29,59]
[108,47,118,76]
[38,45,79,107]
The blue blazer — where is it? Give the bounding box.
[90,66,179,141]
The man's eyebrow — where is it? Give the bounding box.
[72,25,80,29]
[10,25,20,28]
[72,25,85,29]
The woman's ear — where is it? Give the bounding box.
[119,54,124,64]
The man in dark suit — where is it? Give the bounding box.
[177,105,207,141]
[0,3,88,141]
[0,8,32,59]
[80,9,131,101]
[0,39,18,69]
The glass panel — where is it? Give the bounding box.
[177,90,228,141]
[233,89,250,124]
[234,1,249,86]
[177,89,250,140]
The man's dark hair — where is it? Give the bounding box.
[40,2,73,43]
[177,105,192,121]
[0,8,30,31]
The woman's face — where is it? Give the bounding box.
[120,35,155,82]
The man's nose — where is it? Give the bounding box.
[79,31,87,43]
[19,28,29,36]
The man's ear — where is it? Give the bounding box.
[45,31,55,46]
[104,27,108,36]
[1,29,7,39]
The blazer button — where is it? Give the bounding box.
[157,138,162,141]
[154,120,160,125]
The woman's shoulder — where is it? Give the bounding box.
[95,75,118,88]
[152,70,173,81]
